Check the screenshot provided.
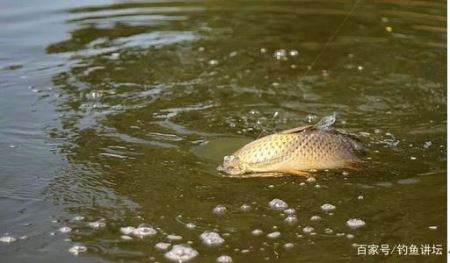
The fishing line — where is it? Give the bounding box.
[301,0,362,79]
[257,0,362,138]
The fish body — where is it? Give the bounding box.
[217,116,366,176]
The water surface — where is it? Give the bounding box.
[0,0,446,262]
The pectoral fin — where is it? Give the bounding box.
[283,169,311,177]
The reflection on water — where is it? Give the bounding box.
[0,0,446,262]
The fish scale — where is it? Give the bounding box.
[218,116,367,176]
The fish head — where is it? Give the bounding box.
[217,155,246,175]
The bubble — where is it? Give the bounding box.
[346,234,355,239]
[200,231,225,246]
[121,235,132,240]
[310,215,322,221]
[209,60,219,65]
[357,195,364,200]
[110,53,120,60]
[213,205,227,215]
[346,218,366,229]
[284,215,298,225]
[428,226,438,230]
[410,156,417,160]
[306,177,316,183]
[320,203,336,212]
[167,235,183,241]
[283,243,295,249]
[240,204,251,212]
[155,242,172,251]
[241,249,250,254]
[284,208,296,215]
[186,223,196,229]
[385,26,393,32]
[274,49,287,60]
[87,219,106,229]
[268,199,288,210]
[251,229,263,236]
[120,226,136,235]
[260,48,267,53]
[59,226,72,233]
[424,141,432,149]
[324,228,334,234]
[266,231,281,239]
[165,244,199,262]
[229,51,238,57]
[72,216,84,221]
[0,235,16,243]
[68,245,87,255]
[289,50,299,57]
[357,65,364,71]
[133,226,157,237]
[302,226,314,234]
[198,47,205,52]
[217,255,233,263]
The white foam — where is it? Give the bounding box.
[133,226,157,237]
[240,204,252,212]
[302,226,314,233]
[155,242,171,251]
[283,208,296,215]
[346,218,366,229]
[59,226,72,233]
[88,219,106,229]
[216,255,233,263]
[120,226,136,235]
[266,231,281,239]
[320,203,336,212]
[310,215,322,221]
[283,243,295,249]
[164,244,199,262]
[186,223,196,229]
[0,235,16,243]
[213,205,227,215]
[200,231,225,246]
[284,215,298,225]
[268,199,288,210]
[68,245,87,255]
[167,234,183,241]
[251,229,263,236]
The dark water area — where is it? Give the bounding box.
[0,0,446,262]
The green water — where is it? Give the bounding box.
[0,0,446,262]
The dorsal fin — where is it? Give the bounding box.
[313,113,336,130]
[278,114,337,134]
[279,125,314,134]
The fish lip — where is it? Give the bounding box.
[216,165,226,172]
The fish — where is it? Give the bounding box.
[217,115,366,177]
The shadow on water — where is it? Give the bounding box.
[34,0,447,262]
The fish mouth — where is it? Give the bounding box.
[216,165,226,173]
[216,165,245,176]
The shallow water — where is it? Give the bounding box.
[0,0,446,262]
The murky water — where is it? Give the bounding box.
[0,0,446,262]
